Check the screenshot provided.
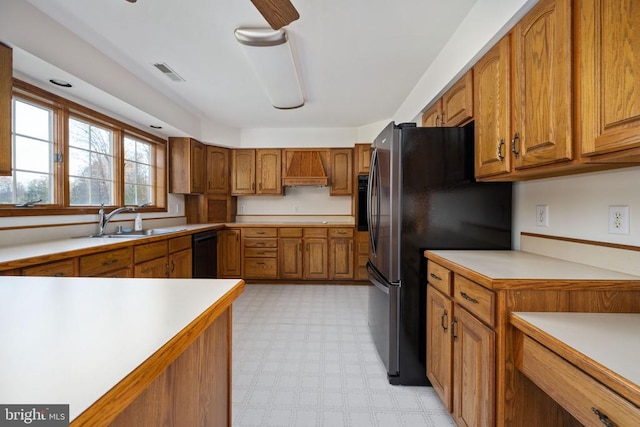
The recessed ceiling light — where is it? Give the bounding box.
[150,125,163,129]
[49,79,72,88]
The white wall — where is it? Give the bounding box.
[240,128,357,148]
[513,166,640,249]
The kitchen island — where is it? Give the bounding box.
[0,276,244,426]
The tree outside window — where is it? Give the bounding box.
[124,136,155,206]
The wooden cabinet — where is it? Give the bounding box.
[355,231,369,281]
[79,247,132,277]
[231,149,282,195]
[185,194,237,224]
[279,228,303,280]
[218,229,242,278]
[474,35,512,178]
[511,0,572,170]
[329,148,353,196]
[354,144,371,175]
[0,43,11,176]
[205,146,229,194]
[22,258,76,277]
[242,228,278,279]
[230,149,255,194]
[168,236,192,278]
[134,240,168,278]
[422,70,473,128]
[426,263,496,426]
[169,137,205,194]
[303,228,329,280]
[328,227,354,279]
[578,0,640,158]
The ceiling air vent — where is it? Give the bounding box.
[153,62,185,82]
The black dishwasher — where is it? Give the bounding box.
[192,230,217,278]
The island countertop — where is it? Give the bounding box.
[0,276,244,423]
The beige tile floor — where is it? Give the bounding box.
[232,284,455,426]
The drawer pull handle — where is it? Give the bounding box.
[430,272,442,281]
[257,262,265,265]
[591,408,614,427]
[497,139,505,162]
[338,231,346,234]
[257,231,265,234]
[102,259,118,266]
[257,252,265,255]
[53,273,64,277]
[451,317,458,341]
[440,310,448,332]
[460,291,479,304]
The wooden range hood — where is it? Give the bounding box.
[282,149,329,186]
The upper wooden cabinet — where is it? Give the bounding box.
[422,70,473,128]
[205,146,229,195]
[231,149,282,195]
[0,43,12,176]
[578,0,640,158]
[329,148,353,196]
[511,0,572,169]
[169,137,205,194]
[354,143,371,175]
[474,36,512,178]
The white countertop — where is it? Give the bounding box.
[0,223,222,266]
[511,312,640,391]
[0,276,242,421]
[426,250,640,281]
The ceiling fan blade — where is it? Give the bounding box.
[250,0,300,30]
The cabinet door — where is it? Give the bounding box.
[426,286,453,412]
[512,0,572,169]
[256,149,282,195]
[452,306,495,427]
[329,148,353,196]
[205,146,229,194]
[22,259,76,277]
[0,43,11,176]
[303,238,328,280]
[354,144,371,175]
[579,0,640,156]
[422,100,443,127]
[191,141,205,193]
[329,238,353,279]
[279,238,303,279]
[135,256,168,278]
[474,36,512,178]
[218,229,242,277]
[169,249,192,278]
[231,149,256,195]
[442,70,473,127]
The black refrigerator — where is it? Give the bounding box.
[366,121,511,385]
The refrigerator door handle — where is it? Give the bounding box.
[367,262,390,295]
[367,147,380,256]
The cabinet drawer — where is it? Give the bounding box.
[427,262,452,295]
[453,275,494,326]
[96,267,133,278]
[22,259,76,277]
[329,227,354,238]
[79,248,132,276]
[134,241,168,264]
[244,248,277,258]
[243,238,277,248]
[519,335,640,427]
[244,228,277,238]
[244,258,277,279]
[304,228,328,238]
[168,235,191,253]
[279,227,303,238]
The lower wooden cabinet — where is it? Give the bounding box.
[134,241,169,278]
[355,231,369,281]
[242,228,278,279]
[22,258,76,277]
[79,247,132,277]
[135,257,168,278]
[218,229,242,278]
[279,228,303,280]
[426,285,454,411]
[329,228,354,279]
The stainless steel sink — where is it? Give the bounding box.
[82,228,187,238]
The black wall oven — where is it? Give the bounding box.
[357,175,368,231]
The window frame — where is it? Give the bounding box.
[0,79,167,217]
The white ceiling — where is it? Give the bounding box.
[17,0,478,132]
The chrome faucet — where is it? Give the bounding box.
[97,204,137,236]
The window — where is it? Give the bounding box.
[124,135,155,206]
[0,98,55,205]
[0,80,167,214]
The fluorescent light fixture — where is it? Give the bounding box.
[234,28,304,109]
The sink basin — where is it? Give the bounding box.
[82,228,187,239]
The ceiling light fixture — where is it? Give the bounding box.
[234,28,304,110]
[49,79,72,88]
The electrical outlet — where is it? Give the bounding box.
[608,205,630,235]
[293,204,299,213]
[239,204,246,214]
[536,205,548,227]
